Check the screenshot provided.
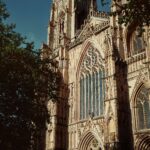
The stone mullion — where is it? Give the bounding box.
[100,71,103,115]
[82,77,85,119]
[90,72,93,114]
[94,72,97,116]
[97,71,100,116]
[79,79,81,119]
[93,72,95,116]
[97,70,100,116]
[92,72,95,115]
[86,75,89,118]
[89,74,92,115]
[102,70,104,113]
[99,70,101,115]
[92,72,94,115]
[83,75,87,118]
[95,72,98,116]
[80,78,83,119]
[83,76,86,119]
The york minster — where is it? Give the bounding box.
[43,0,150,149]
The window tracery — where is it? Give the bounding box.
[79,46,104,119]
[135,85,150,130]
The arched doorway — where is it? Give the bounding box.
[78,131,104,150]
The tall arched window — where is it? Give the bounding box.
[135,85,150,130]
[79,46,105,120]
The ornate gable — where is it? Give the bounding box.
[68,15,109,49]
[76,18,109,40]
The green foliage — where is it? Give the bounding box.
[118,0,150,26]
[0,1,60,150]
[114,0,150,27]
[101,0,150,26]
[0,1,9,21]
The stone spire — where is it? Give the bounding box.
[75,0,97,31]
[90,0,94,15]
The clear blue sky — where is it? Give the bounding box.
[3,0,110,50]
[4,0,52,49]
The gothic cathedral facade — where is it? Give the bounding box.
[42,0,150,149]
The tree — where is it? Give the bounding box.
[0,1,60,150]
[118,0,149,26]
[101,0,150,27]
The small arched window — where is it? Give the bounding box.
[127,26,145,57]
[79,46,105,120]
[136,85,150,130]
[131,32,145,55]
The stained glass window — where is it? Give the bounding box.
[79,46,104,119]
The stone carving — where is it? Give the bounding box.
[68,21,110,49]
[78,129,81,138]
[82,117,104,139]
[47,123,53,132]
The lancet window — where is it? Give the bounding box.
[79,46,105,120]
[135,85,150,130]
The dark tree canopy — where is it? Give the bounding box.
[101,0,150,27]
[0,1,60,150]
[117,0,150,26]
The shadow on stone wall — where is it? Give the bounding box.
[115,59,133,150]
[54,82,69,150]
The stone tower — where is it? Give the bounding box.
[44,0,150,149]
